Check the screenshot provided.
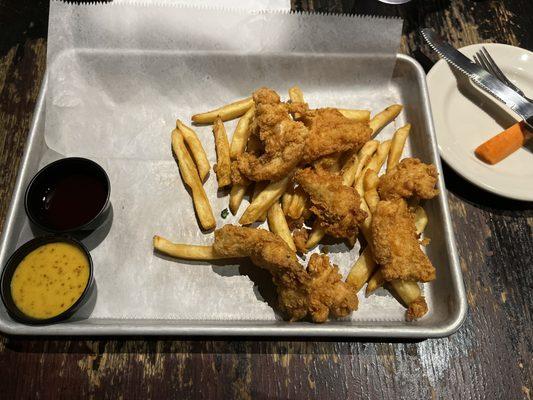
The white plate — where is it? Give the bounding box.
[427,43,533,201]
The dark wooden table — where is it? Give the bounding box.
[1,0,532,398]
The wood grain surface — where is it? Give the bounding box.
[0,0,532,399]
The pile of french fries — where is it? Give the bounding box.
[156,86,432,321]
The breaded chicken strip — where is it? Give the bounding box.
[295,168,367,239]
[312,152,344,174]
[378,158,439,201]
[305,253,358,322]
[237,88,308,181]
[371,199,436,282]
[230,160,249,185]
[301,108,371,163]
[213,225,358,322]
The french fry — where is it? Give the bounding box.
[287,186,307,219]
[390,279,422,312]
[229,182,249,215]
[344,196,375,293]
[386,123,411,172]
[239,175,291,225]
[365,268,385,296]
[359,197,372,241]
[354,140,392,196]
[340,154,359,184]
[367,140,392,172]
[305,220,324,250]
[390,280,428,321]
[337,109,371,122]
[289,85,305,119]
[230,106,255,159]
[192,97,254,124]
[289,85,304,103]
[369,104,403,136]
[175,121,210,183]
[413,206,428,234]
[363,169,380,214]
[171,130,216,230]
[341,140,379,186]
[346,246,377,293]
[267,202,296,251]
[212,118,231,187]
[153,235,231,260]
[252,181,269,222]
[390,280,422,304]
[281,191,293,215]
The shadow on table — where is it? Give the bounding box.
[3,333,427,357]
[443,161,533,216]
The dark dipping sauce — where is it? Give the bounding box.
[25,158,110,232]
[38,174,107,231]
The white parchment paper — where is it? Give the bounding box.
[40,1,408,320]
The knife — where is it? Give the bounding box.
[421,28,533,131]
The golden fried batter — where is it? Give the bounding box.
[301,108,371,163]
[230,160,249,186]
[292,228,309,253]
[295,168,367,239]
[378,158,439,201]
[237,88,308,181]
[312,152,344,174]
[371,199,436,282]
[287,214,305,231]
[213,225,358,322]
[304,253,358,322]
[406,296,429,321]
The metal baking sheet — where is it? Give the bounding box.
[0,54,467,337]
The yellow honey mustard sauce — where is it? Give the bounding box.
[10,242,90,319]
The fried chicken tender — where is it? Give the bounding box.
[371,199,436,282]
[312,152,344,174]
[213,225,358,322]
[295,168,367,239]
[305,253,358,322]
[237,88,309,181]
[378,158,439,201]
[301,108,371,163]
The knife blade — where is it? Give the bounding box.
[421,28,533,130]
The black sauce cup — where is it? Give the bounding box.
[0,235,95,325]
[25,157,111,234]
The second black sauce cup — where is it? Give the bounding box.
[25,157,111,234]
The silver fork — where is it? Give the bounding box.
[473,46,533,102]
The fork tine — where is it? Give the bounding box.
[473,54,482,68]
[476,47,530,100]
[481,47,511,84]
[476,50,491,72]
[477,49,504,81]
[475,51,491,73]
